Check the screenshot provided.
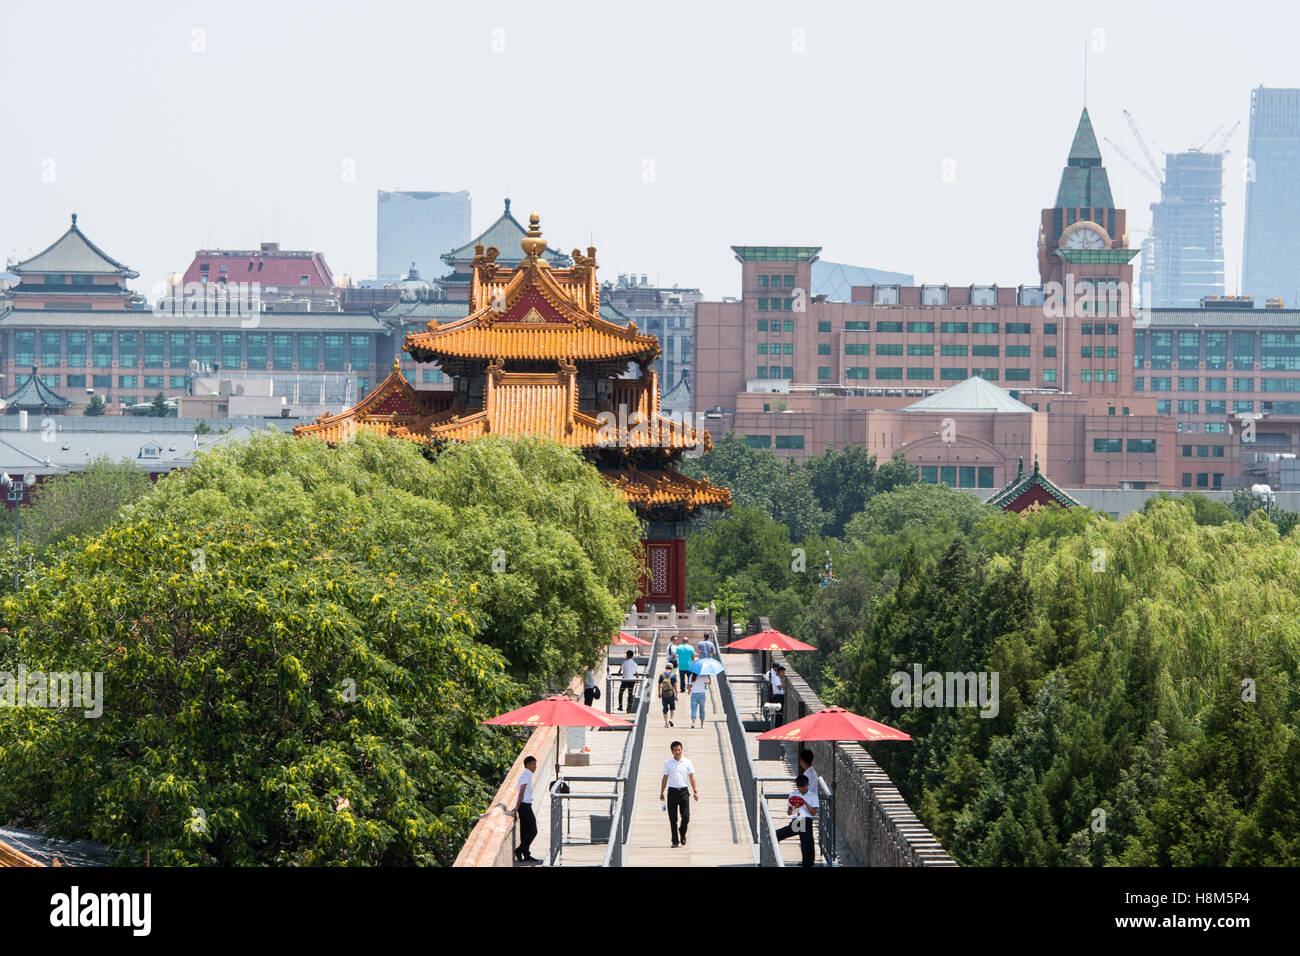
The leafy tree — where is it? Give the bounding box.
[803,445,916,538]
[194,420,213,435]
[83,395,106,416]
[680,433,826,540]
[20,458,154,556]
[1141,491,1234,526]
[844,483,992,543]
[149,392,171,417]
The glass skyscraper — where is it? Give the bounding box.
[1243,87,1300,306]
[376,190,471,283]
[1147,150,1225,308]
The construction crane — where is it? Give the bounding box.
[1122,110,1165,183]
[1104,136,1162,189]
[1192,120,1240,153]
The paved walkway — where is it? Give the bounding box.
[623,642,758,867]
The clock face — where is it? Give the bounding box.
[1062,223,1108,250]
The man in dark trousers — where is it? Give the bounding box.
[774,773,817,866]
[659,740,699,848]
[512,755,541,864]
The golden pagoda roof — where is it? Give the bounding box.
[600,463,731,513]
[293,360,459,443]
[404,213,660,368]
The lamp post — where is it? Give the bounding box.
[2,472,36,590]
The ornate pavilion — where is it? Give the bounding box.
[295,213,730,609]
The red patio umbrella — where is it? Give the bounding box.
[484,695,633,782]
[724,629,816,652]
[758,707,911,863]
[611,631,652,646]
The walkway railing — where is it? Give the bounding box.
[602,634,660,867]
[718,670,786,867]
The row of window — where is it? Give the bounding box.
[11,331,372,371]
[1182,473,1225,489]
[1134,377,1277,393]
[1181,445,1227,458]
[821,367,1034,382]
[1092,438,1157,453]
[756,275,797,288]
[1081,346,1120,358]
[785,321,1065,335]
[756,319,796,333]
[743,434,805,449]
[756,298,796,311]
[1079,370,1120,382]
[918,465,997,488]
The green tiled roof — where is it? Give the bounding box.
[731,246,822,262]
[12,215,138,277]
[1056,248,1140,264]
[985,456,1081,510]
[2,369,74,409]
[376,299,469,321]
[442,199,571,266]
[1054,109,1114,208]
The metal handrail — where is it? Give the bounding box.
[603,632,660,867]
[716,672,758,843]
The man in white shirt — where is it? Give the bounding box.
[512,755,541,864]
[617,650,639,712]
[769,665,786,726]
[774,773,817,866]
[799,749,819,802]
[658,741,699,848]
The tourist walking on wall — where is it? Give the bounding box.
[513,755,541,864]
[618,650,639,712]
[674,639,697,692]
[659,741,699,848]
[659,662,678,728]
[689,673,712,728]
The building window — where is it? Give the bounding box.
[1043,369,1057,382]
[920,465,938,484]
[757,298,768,311]
[1127,438,1156,453]
[874,344,901,356]
[1205,400,1226,414]
[906,367,934,380]
[1205,422,1226,433]
[757,344,768,356]
[757,319,768,331]
[1151,377,1172,391]
[845,367,869,380]
[1006,368,1030,381]
[1212,445,1225,458]
[775,434,804,450]
[782,343,794,355]
[1178,400,1199,414]
[941,367,967,380]
[144,375,164,389]
[845,321,869,331]
[876,321,903,333]
[38,374,58,388]
[1081,370,1092,382]
[170,375,187,388]
[817,321,831,333]
[817,367,831,380]
[1178,377,1199,391]
[119,375,137,389]
[92,332,113,368]
[940,466,957,486]
[782,366,793,378]
[195,333,216,368]
[783,320,795,333]
[941,322,968,334]
[1196,473,1209,488]
[817,343,830,355]
[1081,346,1094,358]
[92,374,111,388]
[114,332,136,368]
[422,369,444,383]
[299,334,319,370]
[1005,323,1031,335]
[66,332,86,368]
[1234,378,1254,392]
[1094,438,1122,453]
[1044,323,1058,335]
[14,331,35,367]
[169,332,189,367]
[1134,377,1143,390]
[1006,345,1031,357]
[1204,378,1226,391]
[907,321,934,334]
[907,344,934,356]
[39,331,61,367]
[323,335,346,370]
[1232,332,1255,370]
[972,345,999,357]
[744,435,771,448]
[978,467,994,488]
[941,345,967,356]
[758,275,769,287]
[973,368,998,380]
[972,322,998,334]
[219,333,241,368]
[143,332,165,367]
[243,333,267,368]
[875,367,903,380]
[1205,333,1228,369]
[1157,399,1171,414]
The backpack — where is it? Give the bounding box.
[659,675,675,699]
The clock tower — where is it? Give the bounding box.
[1039,108,1140,396]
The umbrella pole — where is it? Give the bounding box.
[555,732,561,786]
[830,742,837,865]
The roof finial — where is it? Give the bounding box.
[1033,453,1040,475]
[1017,455,1024,477]
[521,212,548,259]
[71,213,77,227]
[504,197,511,214]
[392,357,402,374]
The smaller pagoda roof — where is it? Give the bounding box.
[292,362,458,442]
[601,463,731,516]
[443,199,571,267]
[902,376,1034,414]
[2,369,74,410]
[985,455,1082,511]
[12,215,138,277]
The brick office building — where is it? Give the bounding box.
[694,109,1197,491]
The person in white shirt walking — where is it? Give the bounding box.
[659,741,699,848]
[769,665,787,726]
[618,650,639,712]
[512,755,541,864]
[799,749,819,806]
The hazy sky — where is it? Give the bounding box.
[1,0,1294,300]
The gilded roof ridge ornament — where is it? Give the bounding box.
[521,212,548,262]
